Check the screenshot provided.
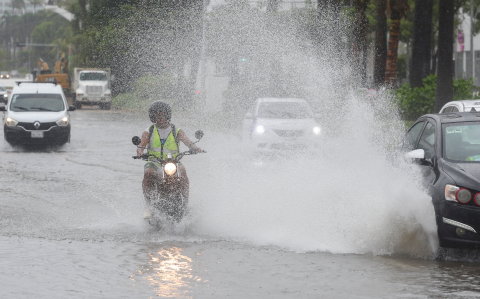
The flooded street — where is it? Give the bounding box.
[2,109,480,298]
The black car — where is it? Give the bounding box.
[404,112,480,249]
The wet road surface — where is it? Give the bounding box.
[2,109,480,298]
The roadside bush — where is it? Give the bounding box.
[396,75,478,120]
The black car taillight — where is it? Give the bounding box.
[474,193,480,206]
[456,188,472,204]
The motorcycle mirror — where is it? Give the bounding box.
[132,136,141,146]
[195,130,204,140]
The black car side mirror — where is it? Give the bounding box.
[195,130,204,140]
[420,157,435,167]
[68,105,76,111]
[132,136,141,146]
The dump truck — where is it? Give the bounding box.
[34,59,112,110]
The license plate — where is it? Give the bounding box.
[31,131,43,138]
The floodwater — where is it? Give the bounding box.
[2,109,480,298]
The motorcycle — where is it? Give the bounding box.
[132,130,205,224]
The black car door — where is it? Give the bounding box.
[415,119,438,188]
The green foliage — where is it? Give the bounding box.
[396,75,478,120]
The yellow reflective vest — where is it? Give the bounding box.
[147,124,181,159]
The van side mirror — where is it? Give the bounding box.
[68,105,76,111]
[132,136,141,146]
[195,130,204,140]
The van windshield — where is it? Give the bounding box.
[80,72,107,81]
[10,94,64,112]
[444,123,480,162]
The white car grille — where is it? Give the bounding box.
[86,86,102,96]
[274,130,304,137]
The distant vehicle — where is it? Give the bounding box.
[72,68,112,110]
[439,100,480,113]
[0,71,10,79]
[0,86,8,104]
[403,112,480,249]
[0,82,76,146]
[242,98,321,152]
[25,74,33,80]
[10,70,20,78]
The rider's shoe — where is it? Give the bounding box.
[143,209,152,219]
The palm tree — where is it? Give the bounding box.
[374,0,387,88]
[29,0,43,12]
[433,0,454,112]
[410,0,433,88]
[11,0,25,14]
[352,0,369,85]
[384,0,410,88]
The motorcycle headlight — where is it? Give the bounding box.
[164,162,177,175]
[255,125,265,134]
[6,117,18,126]
[313,126,321,135]
[56,117,69,126]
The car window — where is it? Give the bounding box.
[451,106,460,112]
[417,122,436,159]
[10,94,64,112]
[257,102,313,119]
[405,121,425,149]
[444,123,480,162]
[442,106,452,113]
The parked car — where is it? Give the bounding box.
[242,98,321,151]
[0,82,76,146]
[10,70,20,78]
[439,100,480,113]
[0,71,9,79]
[0,86,8,104]
[403,112,480,249]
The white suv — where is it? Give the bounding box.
[0,82,75,146]
[439,100,480,113]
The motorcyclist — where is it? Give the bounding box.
[137,101,202,219]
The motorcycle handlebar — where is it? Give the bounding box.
[132,151,205,160]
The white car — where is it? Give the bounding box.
[242,98,321,151]
[0,86,8,104]
[0,82,76,146]
[439,100,480,113]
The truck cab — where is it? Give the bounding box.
[73,68,112,110]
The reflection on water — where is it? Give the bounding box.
[131,246,202,298]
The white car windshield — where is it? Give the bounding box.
[80,73,107,81]
[10,94,64,112]
[444,123,480,162]
[257,102,312,119]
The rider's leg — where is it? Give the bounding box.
[178,164,189,202]
[142,167,156,205]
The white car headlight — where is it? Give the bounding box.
[164,162,177,175]
[56,117,69,126]
[313,126,321,135]
[6,117,18,126]
[255,125,265,134]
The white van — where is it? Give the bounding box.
[0,82,76,146]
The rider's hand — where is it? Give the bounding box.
[189,145,202,154]
[137,147,144,157]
